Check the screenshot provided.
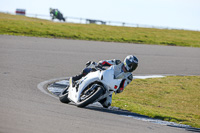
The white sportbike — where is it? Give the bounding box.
[59,65,123,108]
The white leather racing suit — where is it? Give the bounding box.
[98,59,133,108]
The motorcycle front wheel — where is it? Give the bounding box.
[59,87,70,103]
[76,85,104,108]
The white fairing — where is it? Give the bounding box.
[68,65,123,104]
[68,70,101,103]
[100,66,122,92]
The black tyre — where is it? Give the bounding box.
[59,87,70,103]
[76,85,104,108]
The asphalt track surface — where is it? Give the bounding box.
[1,35,200,133]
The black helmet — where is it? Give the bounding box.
[124,55,138,72]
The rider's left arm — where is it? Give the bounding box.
[98,59,121,67]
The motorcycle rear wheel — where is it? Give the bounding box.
[76,85,103,108]
[59,87,70,103]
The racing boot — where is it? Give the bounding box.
[99,94,112,108]
[72,73,83,81]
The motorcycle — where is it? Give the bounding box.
[59,65,123,108]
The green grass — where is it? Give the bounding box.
[112,76,200,128]
[0,13,200,47]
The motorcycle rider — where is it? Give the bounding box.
[50,8,58,20]
[71,55,138,108]
[49,8,65,21]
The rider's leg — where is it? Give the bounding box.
[72,73,84,81]
[72,68,93,81]
[71,68,94,87]
[99,94,112,108]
